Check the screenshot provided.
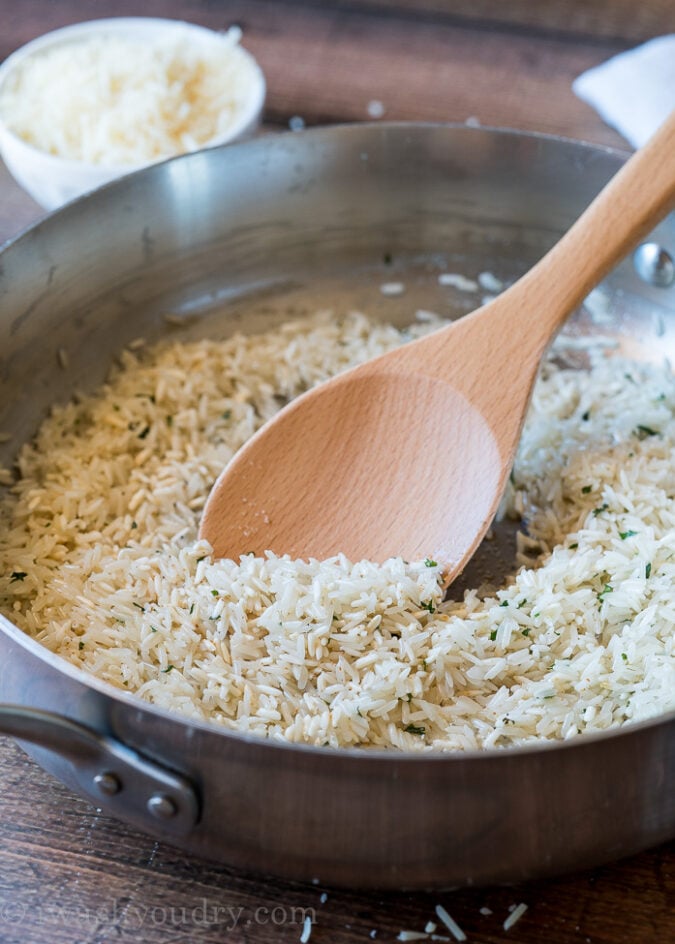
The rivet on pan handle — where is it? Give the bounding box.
[0,705,200,836]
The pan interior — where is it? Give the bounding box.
[1,124,674,687]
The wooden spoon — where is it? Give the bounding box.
[201,112,675,583]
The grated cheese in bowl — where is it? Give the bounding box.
[0,18,265,208]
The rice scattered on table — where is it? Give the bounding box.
[1,310,674,750]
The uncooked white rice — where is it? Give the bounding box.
[503,903,528,931]
[300,914,312,943]
[437,273,478,292]
[477,271,504,293]
[379,281,405,296]
[1,308,674,751]
[434,905,466,942]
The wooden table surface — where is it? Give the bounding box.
[1,2,674,942]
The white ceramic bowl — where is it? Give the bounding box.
[0,17,266,210]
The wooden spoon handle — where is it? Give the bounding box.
[513,108,675,348]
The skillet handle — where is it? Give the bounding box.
[0,704,200,837]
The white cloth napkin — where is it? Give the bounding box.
[573,35,675,148]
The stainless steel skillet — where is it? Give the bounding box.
[0,124,674,889]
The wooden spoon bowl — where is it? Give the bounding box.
[201,112,675,583]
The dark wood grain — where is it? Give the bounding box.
[313,0,675,42]
[1,2,674,943]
